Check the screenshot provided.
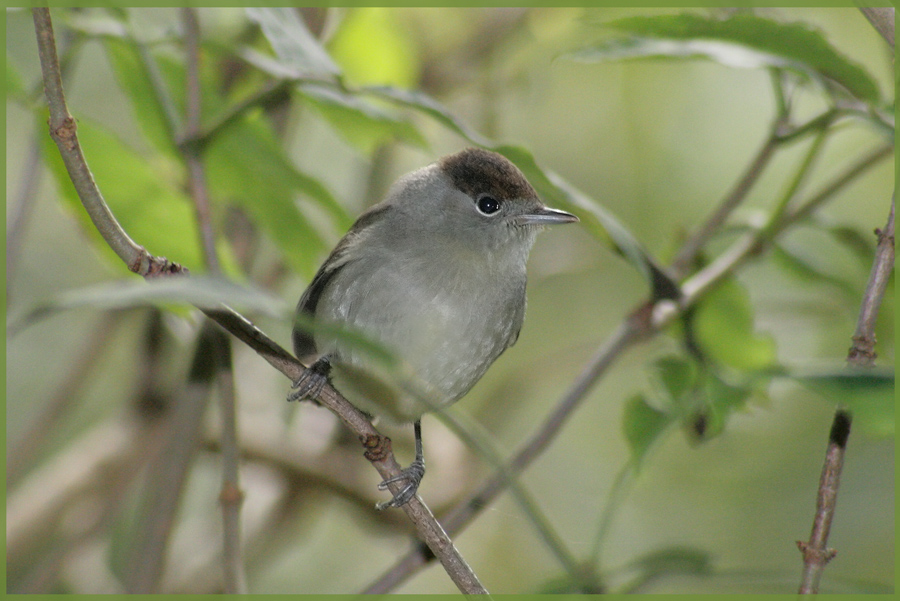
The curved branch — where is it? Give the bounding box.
[31,8,485,594]
[32,8,174,277]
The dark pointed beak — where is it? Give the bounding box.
[514,206,579,226]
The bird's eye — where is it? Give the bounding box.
[476,195,501,215]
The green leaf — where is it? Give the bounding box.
[328,7,418,88]
[364,85,493,147]
[101,36,179,158]
[622,393,673,465]
[363,87,677,295]
[689,371,755,440]
[771,244,858,298]
[691,275,776,371]
[38,114,209,273]
[9,275,288,336]
[572,13,882,105]
[790,367,894,438]
[298,82,427,153]
[246,7,340,79]
[203,112,349,278]
[650,355,698,404]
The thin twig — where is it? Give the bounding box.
[213,335,249,594]
[797,10,894,591]
[32,8,162,276]
[848,198,895,366]
[181,7,221,274]
[798,197,895,594]
[363,139,892,593]
[669,129,779,279]
[32,8,485,593]
[180,8,246,592]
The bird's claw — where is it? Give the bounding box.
[288,356,332,402]
[376,457,425,510]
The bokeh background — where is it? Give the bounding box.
[7,6,894,594]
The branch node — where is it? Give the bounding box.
[874,226,894,246]
[141,254,188,278]
[51,115,78,150]
[362,433,392,462]
[847,336,877,364]
[796,540,838,564]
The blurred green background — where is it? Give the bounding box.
[6,6,894,594]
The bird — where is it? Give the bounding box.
[289,147,578,508]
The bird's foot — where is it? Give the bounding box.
[287,355,332,402]
[376,457,425,510]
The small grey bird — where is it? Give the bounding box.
[290,147,577,508]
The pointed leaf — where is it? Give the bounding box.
[691,275,776,371]
[572,13,882,105]
[246,7,340,79]
[789,366,894,438]
[363,85,493,146]
[10,275,288,335]
[203,114,346,278]
[298,82,426,153]
[650,355,698,404]
[623,393,673,465]
[38,114,207,272]
[101,36,179,158]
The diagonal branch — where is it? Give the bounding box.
[31,8,485,594]
[364,140,893,593]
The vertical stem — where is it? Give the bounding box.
[181,8,221,274]
[797,410,851,594]
[180,8,245,592]
[798,199,895,594]
[213,334,248,594]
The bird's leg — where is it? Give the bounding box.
[376,419,425,510]
[287,354,332,402]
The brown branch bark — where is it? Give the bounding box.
[798,197,895,594]
[364,141,893,593]
[31,7,486,594]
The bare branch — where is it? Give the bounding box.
[799,196,895,594]
[32,8,176,277]
[365,140,893,593]
[31,8,485,593]
[848,198,895,366]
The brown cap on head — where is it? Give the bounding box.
[438,148,539,202]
